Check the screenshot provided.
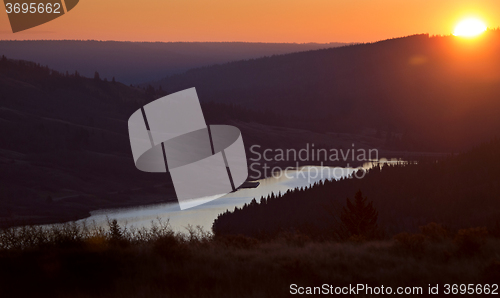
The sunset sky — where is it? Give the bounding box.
[1,0,500,43]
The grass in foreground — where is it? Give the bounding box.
[0,220,499,298]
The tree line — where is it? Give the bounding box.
[213,138,500,239]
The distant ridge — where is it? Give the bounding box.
[0,40,347,84]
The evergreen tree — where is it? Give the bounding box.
[340,190,378,238]
[108,219,122,241]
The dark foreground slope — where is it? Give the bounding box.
[1,222,499,298]
[158,31,500,151]
[0,41,346,84]
[213,138,500,238]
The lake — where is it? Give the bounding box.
[78,160,399,233]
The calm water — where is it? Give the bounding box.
[79,161,399,233]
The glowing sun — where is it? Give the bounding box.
[453,18,487,37]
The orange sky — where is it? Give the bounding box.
[1,0,500,43]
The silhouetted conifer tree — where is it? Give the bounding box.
[109,219,122,240]
[340,190,378,238]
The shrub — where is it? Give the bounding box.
[454,227,488,255]
[419,222,448,242]
[215,234,260,249]
[490,221,500,238]
[348,234,367,243]
[282,232,311,247]
[85,235,107,251]
[393,232,426,253]
[152,233,188,259]
[482,259,500,283]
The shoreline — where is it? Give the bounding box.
[1,151,447,229]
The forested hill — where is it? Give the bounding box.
[0,56,162,225]
[0,56,298,227]
[213,138,500,238]
[158,31,500,151]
